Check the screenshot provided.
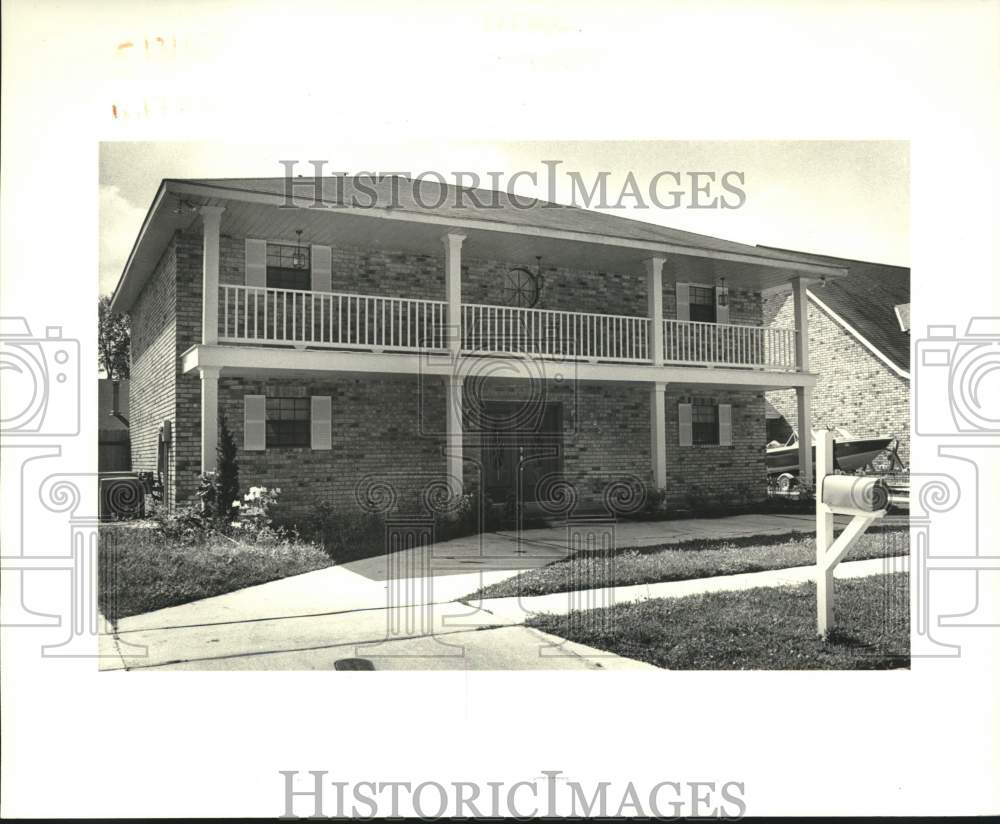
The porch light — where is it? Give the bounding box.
[717,278,729,307]
[291,229,308,269]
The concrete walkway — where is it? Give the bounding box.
[99,512,859,672]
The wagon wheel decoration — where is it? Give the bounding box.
[500,256,543,308]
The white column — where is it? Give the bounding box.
[796,385,813,487]
[442,231,466,356]
[815,429,835,636]
[446,375,464,499]
[200,205,225,345]
[650,381,667,490]
[644,257,665,365]
[200,366,220,474]
[792,276,810,372]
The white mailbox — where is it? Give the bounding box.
[821,475,889,513]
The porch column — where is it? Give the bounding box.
[650,381,667,490]
[792,276,810,371]
[644,256,665,365]
[200,205,225,346]
[200,366,221,474]
[442,231,466,357]
[796,385,813,487]
[446,376,464,499]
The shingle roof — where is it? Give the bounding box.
[759,246,910,373]
[181,176,847,267]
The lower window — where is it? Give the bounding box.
[691,398,719,445]
[266,397,310,447]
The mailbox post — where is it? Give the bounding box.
[815,430,889,637]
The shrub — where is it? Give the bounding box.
[153,501,215,545]
[231,486,296,544]
[295,501,386,562]
[217,416,240,516]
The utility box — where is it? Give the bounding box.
[821,475,889,512]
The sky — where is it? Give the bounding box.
[99,140,909,297]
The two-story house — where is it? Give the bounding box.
[109,177,846,518]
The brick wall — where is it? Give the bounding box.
[664,388,767,507]
[217,374,446,516]
[129,240,177,500]
[217,233,764,322]
[764,290,910,463]
[207,372,766,519]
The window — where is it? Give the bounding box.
[691,398,719,445]
[266,397,310,447]
[689,285,717,323]
[266,242,311,290]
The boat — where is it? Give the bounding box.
[766,429,896,486]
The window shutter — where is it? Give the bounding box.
[311,395,332,450]
[310,245,332,293]
[244,395,266,450]
[245,239,267,287]
[715,285,730,324]
[678,402,693,446]
[718,403,733,446]
[676,283,690,322]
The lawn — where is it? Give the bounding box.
[99,524,333,621]
[528,572,910,669]
[467,528,909,600]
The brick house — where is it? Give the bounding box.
[108,177,846,519]
[761,248,910,467]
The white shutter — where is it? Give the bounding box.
[676,283,690,321]
[715,285,730,324]
[244,395,266,450]
[311,395,332,450]
[245,239,267,287]
[718,403,733,446]
[678,402,693,446]
[310,245,332,293]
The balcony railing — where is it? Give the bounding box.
[662,319,798,370]
[217,284,799,371]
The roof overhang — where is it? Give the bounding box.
[110,179,849,313]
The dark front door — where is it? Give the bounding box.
[480,401,563,506]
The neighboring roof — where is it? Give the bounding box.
[98,379,130,434]
[759,246,911,374]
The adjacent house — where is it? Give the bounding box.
[98,378,131,471]
[761,248,910,467]
[108,177,847,517]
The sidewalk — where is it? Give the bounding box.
[101,550,901,672]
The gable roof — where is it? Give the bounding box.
[759,246,910,374]
[184,176,835,262]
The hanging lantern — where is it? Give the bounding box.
[717,277,729,307]
[291,229,308,269]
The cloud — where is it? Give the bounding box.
[100,184,147,297]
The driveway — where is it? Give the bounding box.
[100,512,820,672]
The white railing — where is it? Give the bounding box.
[662,319,798,370]
[219,285,449,351]
[217,285,799,370]
[462,303,649,362]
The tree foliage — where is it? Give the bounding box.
[99,295,131,379]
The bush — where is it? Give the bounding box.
[230,486,296,544]
[295,502,386,562]
[217,416,240,515]
[153,501,216,545]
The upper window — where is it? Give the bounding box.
[266,242,311,291]
[689,285,717,323]
[691,398,719,445]
[266,397,310,447]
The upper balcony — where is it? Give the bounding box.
[216,284,800,371]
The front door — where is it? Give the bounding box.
[480,401,563,506]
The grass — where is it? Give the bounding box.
[467,528,909,600]
[99,524,333,621]
[528,572,910,669]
